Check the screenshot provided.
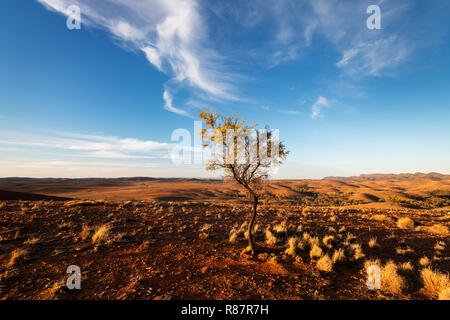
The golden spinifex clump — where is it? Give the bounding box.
[199,109,288,254]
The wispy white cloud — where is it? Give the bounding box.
[163,89,191,117]
[37,0,239,115]
[309,0,414,76]
[336,35,412,76]
[278,109,302,115]
[36,0,435,115]
[311,96,330,119]
[0,130,172,159]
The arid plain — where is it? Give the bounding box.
[0,173,449,300]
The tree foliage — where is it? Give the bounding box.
[199,108,288,254]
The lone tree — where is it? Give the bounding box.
[199,109,288,254]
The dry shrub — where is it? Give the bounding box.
[322,235,335,249]
[308,236,320,248]
[296,239,307,251]
[434,241,446,251]
[229,231,238,243]
[80,225,92,241]
[381,260,405,295]
[8,248,29,266]
[332,248,346,264]
[397,217,414,229]
[372,214,392,223]
[421,267,450,298]
[364,259,381,270]
[285,237,299,257]
[419,256,430,267]
[310,244,323,259]
[439,288,450,300]
[316,254,333,272]
[368,237,379,249]
[416,224,449,236]
[396,246,414,256]
[399,261,414,271]
[238,222,248,234]
[92,224,111,244]
[364,259,405,295]
[265,228,278,245]
[345,233,357,244]
[348,243,365,261]
[302,232,311,242]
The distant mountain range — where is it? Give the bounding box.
[322,172,450,181]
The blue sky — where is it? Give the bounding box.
[0,0,449,178]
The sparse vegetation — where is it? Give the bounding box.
[419,256,431,267]
[397,217,415,229]
[310,244,323,259]
[368,237,379,249]
[416,223,449,236]
[316,254,333,272]
[1,175,449,300]
[91,224,111,244]
[421,267,450,298]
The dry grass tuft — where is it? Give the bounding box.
[396,246,414,256]
[416,224,449,236]
[322,235,335,249]
[265,228,278,245]
[381,260,406,295]
[332,248,346,264]
[419,256,431,267]
[364,259,405,295]
[273,223,287,234]
[316,254,333,272]
[438,288,450,300]
[399,261,414,271]
[349,243,365,260]
[372,214,392,223]
[308,236,320,248]
[368,237,380,249]
[421,267,450,298]
[229,231,238,243]
[8,248,29,266]
[434,241,446,251]
[364,259,381,270]
[397,217,415,229]
[92,224,111,244]
[80,225,92,241]
[309,244,323,259]
[285,237,299,257]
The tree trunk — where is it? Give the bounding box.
[247,191,258,255]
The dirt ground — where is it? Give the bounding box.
[0,176,449,300]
